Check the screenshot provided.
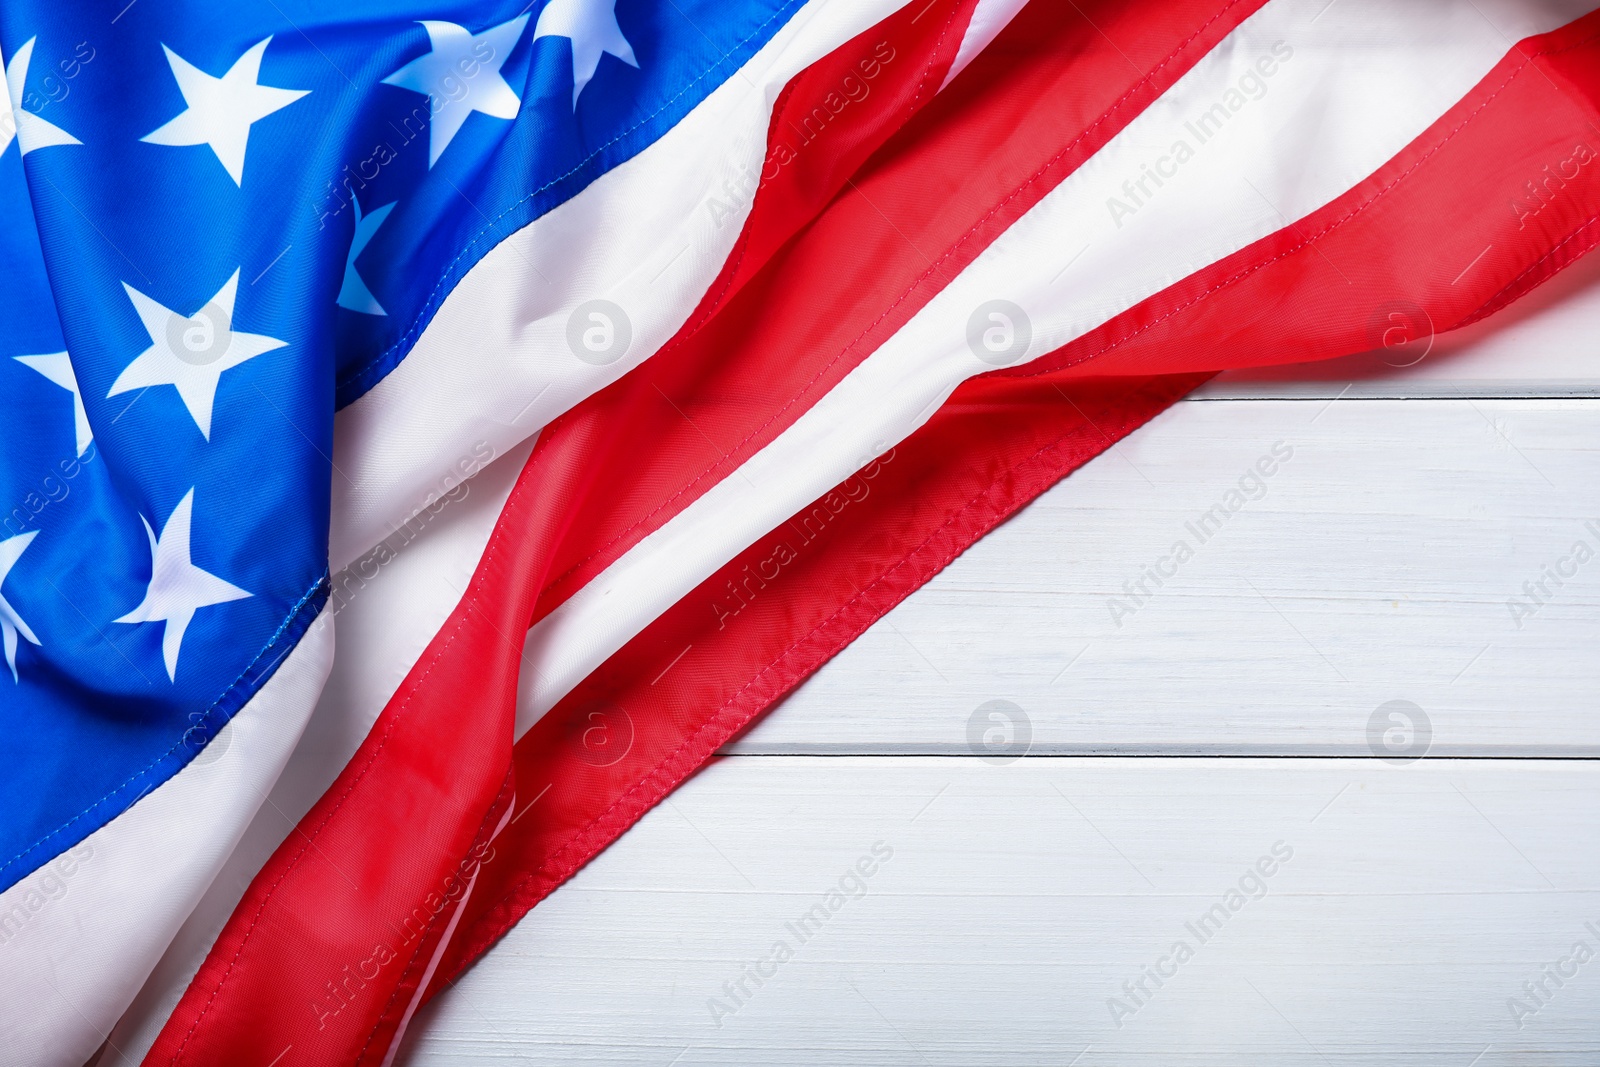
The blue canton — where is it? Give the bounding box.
[0,0,801,892]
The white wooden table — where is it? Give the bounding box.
[397,255,1600,1065]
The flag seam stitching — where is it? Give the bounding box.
[0,575,328,886]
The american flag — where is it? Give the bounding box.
[2,0,1598,1062]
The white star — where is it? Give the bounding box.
[116,489,250,682]
[336,196,396,316]
[109,270,287,440]
[533,0,638,109]
[0,531,41,682]
[15,352,92,456]
[1,37,82,157]
[141,36,309,186]
[382,15,529,167]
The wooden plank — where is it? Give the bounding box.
[399,756,1600,1066]
[397,331,1600,1059]
[1197,250,1600,399]
[726,398,1600,756]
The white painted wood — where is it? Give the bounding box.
[726,397,1600,756]
[399,757,1600,1066]
[398,263,1600,1060]
[1198,247,1600,398]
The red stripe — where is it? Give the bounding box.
[141,5,985,1064]
[670,0,984,342]
[424,9,1600,997]
[148,5,1600,1059]
[146,2,1260,1056]
[434,371,1202,992]
[1011,10,1600,381]
[527,0,1265,626]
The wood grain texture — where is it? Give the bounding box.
[400,757,1600,1066]
[397,263,1600,1062]
[730,397,1600,755]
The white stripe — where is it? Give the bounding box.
[513,0,1597,732]
[329,0,916,571]
[0,612,334,1067]
[937,0,1028,92]
[97,436,534,1066]
[87,2,917,1049]
[75,3,1594,1056]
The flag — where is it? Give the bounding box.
[0,0,1596,1063]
